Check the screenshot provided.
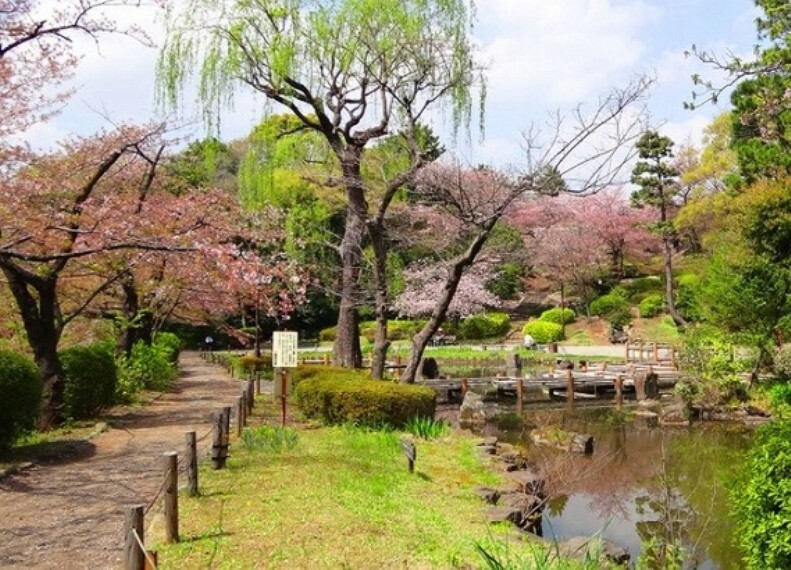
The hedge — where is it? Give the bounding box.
[539,308,576,325]
[0,350,41,449]
[639,294,664,318]
[153,332,183,364]
[457,312,511,340]
[294,367,436,428]
[590,289,632,327]
[60,342,117,419]
[522,320,565,344]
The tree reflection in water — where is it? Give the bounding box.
[497,407,751,569]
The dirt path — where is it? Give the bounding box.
[0,351,242,569]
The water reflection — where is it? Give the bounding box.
[496,407,752,569]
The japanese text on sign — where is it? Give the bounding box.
[272,331,298,368]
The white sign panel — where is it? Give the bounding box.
[272,331,299,368]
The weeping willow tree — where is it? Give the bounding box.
[158,0,484,369]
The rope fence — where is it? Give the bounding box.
[123,370,257,570]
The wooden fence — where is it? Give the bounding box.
[123,355,261,570]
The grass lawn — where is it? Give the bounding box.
[154,403,604,569]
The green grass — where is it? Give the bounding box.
[154,404,590,568]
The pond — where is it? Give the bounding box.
[490,406,753,568]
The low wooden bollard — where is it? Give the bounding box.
[635,373,646,401]
[246,380,255,415]
[652,342,659,362]
[186,431,198,496]
[517,377,524,414]
[255,376,261,395]
[614,374,624,407]
[211,413,227,470]
[237,395,245,436]
[123,504,145,570]
[461,378,469,400]
[323,353,330,366]
[565,369,575,409]
[163,452,179,543]
[401,439,417,473]
[222,406,231,444]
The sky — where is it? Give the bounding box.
[28,0,760,170]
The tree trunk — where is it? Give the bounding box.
[0,265,66,429]
[332,153,367,368]
[369,221,390,379]
[658,198,686,328]
[401,225,494,383]
[116,273,140,357]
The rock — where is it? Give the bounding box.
[637,399,660,409]
[570,434,594,455]
[480,436,498,447]
[485,506,524,526]
[497,450,528,470]
[743,405,770,417]
[633,410,659,428]
[508,469,546,497]
[558,537,630,565]
[420,357,440,379]
[659,404,689,426]
[530,428,594,455]
[474,486,500,504]
[499,492,544,515]
[460,391,487,427]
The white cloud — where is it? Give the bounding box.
[478,0,660,106]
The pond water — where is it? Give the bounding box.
[490,406,753,568]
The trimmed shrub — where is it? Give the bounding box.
[623,276,663,301]
[153,332,183,364]
[522,320,564,344]
[458,312,511,340]
[639,294,664,318]
[294,368,436,428]
[319,326,337,342]
[539,307,576,325]
[60,342,117,419]
[0,350,41,449]
[590,289,632,327]
[237,354,273,376]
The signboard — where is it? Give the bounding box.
[272,331,298,368]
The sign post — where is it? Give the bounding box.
[272,331,298,426]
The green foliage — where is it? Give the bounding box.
[236,354,273,375]
[639,294,664,318]
[60,342,117,420]
[294,368,436,428]
[0,350,41,450]
[776,344,791,378]
[676,326,751,407]
[486,262,525,300]
[522,320,564,344]
[319,326,337,342]
[733,420,791,569]
[458,312,511,340]
[623,276,663,302]
[241,425,299,454]
[675,273,702,321]
[631,130,679,210]
[589,288,632,327]
[769,382,791,412]
[359,319,428,343]
[153,332,183,364]
[403,416,450,440]
[539,307,576,325]
[116,338,179,401]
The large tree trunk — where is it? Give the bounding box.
[369,221,390,379]
[1,266,66,429]
[332,153,367,368]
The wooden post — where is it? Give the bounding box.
[185,431,198,496]
[246,380,255,415]
[222,406,231,447]
[163,452,179,543]
[236,396,244,437]
[614,374,623,407]
[211,414,225,470]
[144,551,158,570]
[280,368,288,427]
[625,342,630,362]
[602,361,608,371]
[323,353,330,366]
[461,378,469,400]
[635,372,646,401]
[638,341,644,362]
[255,376,261,395]
[123,504,145,570]
[517,377,524,415]
[395,355,402,367]
[566,369,575,409]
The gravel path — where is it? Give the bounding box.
[0,352,242,569]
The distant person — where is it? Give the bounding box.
[523,333,536,349]
[204,335,214,352]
